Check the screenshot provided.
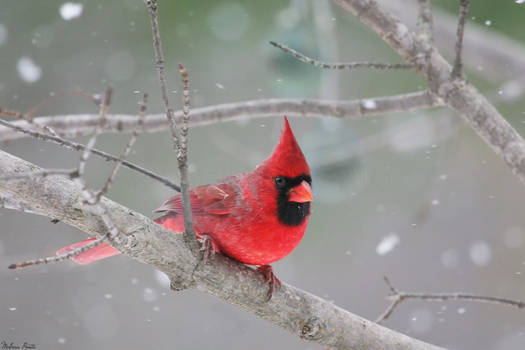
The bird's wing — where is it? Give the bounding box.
[154,182,238,216]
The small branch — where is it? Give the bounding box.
[8,234,108,269]
[416,0,433,47]
[179,64,190,146]
[0,119,180,192]
[81,189,128,248]
[144,0,201,256]
[144,0,180,147]
[0,94,443,142]
[8,88,128,269]
[376,277,525,324]
[1,107,59,138]
[375,297,403,324]
[93,93,149,203]
[270,41,416,70]
[176,63,198,253]
[451,0,470,79]
[77,87,112,185]
[144,0,199,255]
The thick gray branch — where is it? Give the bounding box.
[0,149,445,350]
[0,94,441,142]
[333,0,525,186]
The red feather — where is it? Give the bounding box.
[58,116,312,267]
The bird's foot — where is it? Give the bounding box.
[257,265,282,301]
[197,234,217,265]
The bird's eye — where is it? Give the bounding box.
[274,176,286,189]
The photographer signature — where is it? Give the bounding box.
[1,341,36,349]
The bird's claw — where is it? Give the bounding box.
[257,265,281,301]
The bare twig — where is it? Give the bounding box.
[8,185,129,270]
[144,0,180,147]
[176,63,197,252]
[1,107,59,137]
[416,0,433,44]
[270,41,416,70]
[451,0,470,79]
[0,119,180,192]
[416,0,434,75]
[382,0,525,84]
[81,189,128,248]
[23,91,96,120]
[144,0,199,254]
[179,64,190,147]
[7,88,128,269]
[8,234,108,269]
[1,89,112,187]
[376,298,403,324]
[77,87,112,185]
[376,277,525,324]
[93,93,149,203]
[0,93,443,142]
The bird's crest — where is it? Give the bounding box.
[259,116,310,177]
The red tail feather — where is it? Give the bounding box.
[56,238,120,265]
[57,216,179,264]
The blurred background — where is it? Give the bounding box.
[1,0,525,349]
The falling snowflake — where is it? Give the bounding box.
[59,2,83,20]
[17,57,42,83]
[376,233,400,255]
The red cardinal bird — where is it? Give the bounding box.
[57,116,313,298]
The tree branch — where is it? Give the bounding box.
[376,277,525,324]
[333,0,525,187]
[416,0,433,44]
[451,0,470,79]
[6,87,130,269]
[0,149,445,350]
[270,41,416,70]
[144,0,199,256]
[0,93,442,142]
[382,0,525,84]
[144,0,180,147]
[175,63,198,255]
[93,93,149,203]
[0,119,181,192]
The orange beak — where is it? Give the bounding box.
[288,180,313,203]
